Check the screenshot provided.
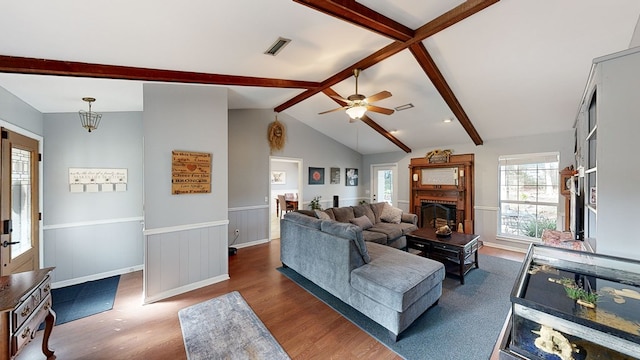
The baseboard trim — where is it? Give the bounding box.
[233,238,270,249]
[482,241,528,253]
[51,264,144,289]
[143,274,230,304]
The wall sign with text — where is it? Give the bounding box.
[68,168,128,193]
[171,150,212,195]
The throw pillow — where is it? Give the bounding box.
[380,203,403,224]
[315,210,330,220]
[349,215,373,230]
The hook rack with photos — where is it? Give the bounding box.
[68,167,128,193]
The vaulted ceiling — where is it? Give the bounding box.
[1,1,639,154]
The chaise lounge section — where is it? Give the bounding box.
[280,211,445,340]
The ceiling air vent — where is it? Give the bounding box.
[394,103,414,112]
[264,37,291,56]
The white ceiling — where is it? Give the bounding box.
[1,0,639,154]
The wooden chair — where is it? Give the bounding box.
[278,195,295,218]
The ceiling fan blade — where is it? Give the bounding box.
[318,106,347,115]
[366,105,394,115]
[365,90,392,103]
[329,95,349,104]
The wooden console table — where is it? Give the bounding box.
[0,268,56,360]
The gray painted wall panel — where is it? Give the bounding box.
[143,83,229,302]
[0,86,43,135]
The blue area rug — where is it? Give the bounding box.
[278,254,521,360]
[179,291,290,360]
[49,275,120,326]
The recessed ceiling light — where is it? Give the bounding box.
[264,37,291,56]
[394,103,414,112]
[443,117,453,123]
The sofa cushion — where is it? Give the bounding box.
[352,204,376,225]
[370,202,386,223]
[323,208,336,220]
[380,203,403,224]
[331,206,355,223]
[397,222,418,235]
[295,209,316,217]
[362,230,387,244]
[315,210,331,220]
[320,220,370,263]
[350,215,373,230]
[351,242,445,312]
[367,223,403,240]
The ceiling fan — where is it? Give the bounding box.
[319,69,394,122]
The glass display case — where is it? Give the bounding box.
[500,244,640,360]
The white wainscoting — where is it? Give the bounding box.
[474,205,529,253]
[228,205,270,247]
[43,217,144,286]
[144,221,229,304]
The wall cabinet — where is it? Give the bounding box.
[573,47,640,260]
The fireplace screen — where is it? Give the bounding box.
[421,202,457,229]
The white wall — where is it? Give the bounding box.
[363,130,574,252]
[143,83,229,303]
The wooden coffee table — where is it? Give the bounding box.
[406,227,480,284]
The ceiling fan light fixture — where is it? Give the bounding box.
[346,104,367,120]
[78,97,102,132]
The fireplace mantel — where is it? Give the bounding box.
[409,154,474,233]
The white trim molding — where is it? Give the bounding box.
[43,216,144,230]
[144,274,230,304]
[52,265,143,289]
[143,219,229,236]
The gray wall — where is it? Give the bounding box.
[0,86,43,136]
[42,111,144,285]
[143,83,229,303]
[228,109,363,247]
[363,130,574,252]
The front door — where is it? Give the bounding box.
[0,128,40,275]
[371,164,397,206]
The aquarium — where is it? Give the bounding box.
[508,244,640,360]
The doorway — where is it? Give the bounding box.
[371,164,398,206]
[1,128,40,275]
[269,157,303,240]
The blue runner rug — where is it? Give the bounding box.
[278,254,521,360]
[49,275,120,326]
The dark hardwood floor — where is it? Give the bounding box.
[18,239,524,360]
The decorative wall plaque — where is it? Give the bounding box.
[68,168,128,193]
[171,150,212,195]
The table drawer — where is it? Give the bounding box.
[11,293,52,356]
[12,275,50,332]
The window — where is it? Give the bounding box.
[498,153,559,240]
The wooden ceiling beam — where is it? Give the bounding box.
[293,0,414,41]
[409,42,483,145]
[276,0,499,112]
[0,55,321,89]
[323,87,412,153]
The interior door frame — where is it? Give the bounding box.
[0,119,44,268]
[269,156,303,240]
[370,163,398,206]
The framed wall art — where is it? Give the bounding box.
[308,167,325,185]
[330,167,340,184]
[271,171,286,184]
[346,168,358,186]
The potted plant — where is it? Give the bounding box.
[309,196,322,210]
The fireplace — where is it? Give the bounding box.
[421,202,457,230]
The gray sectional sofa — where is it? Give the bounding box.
[280,208,445,341]
[303,202,419,249]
